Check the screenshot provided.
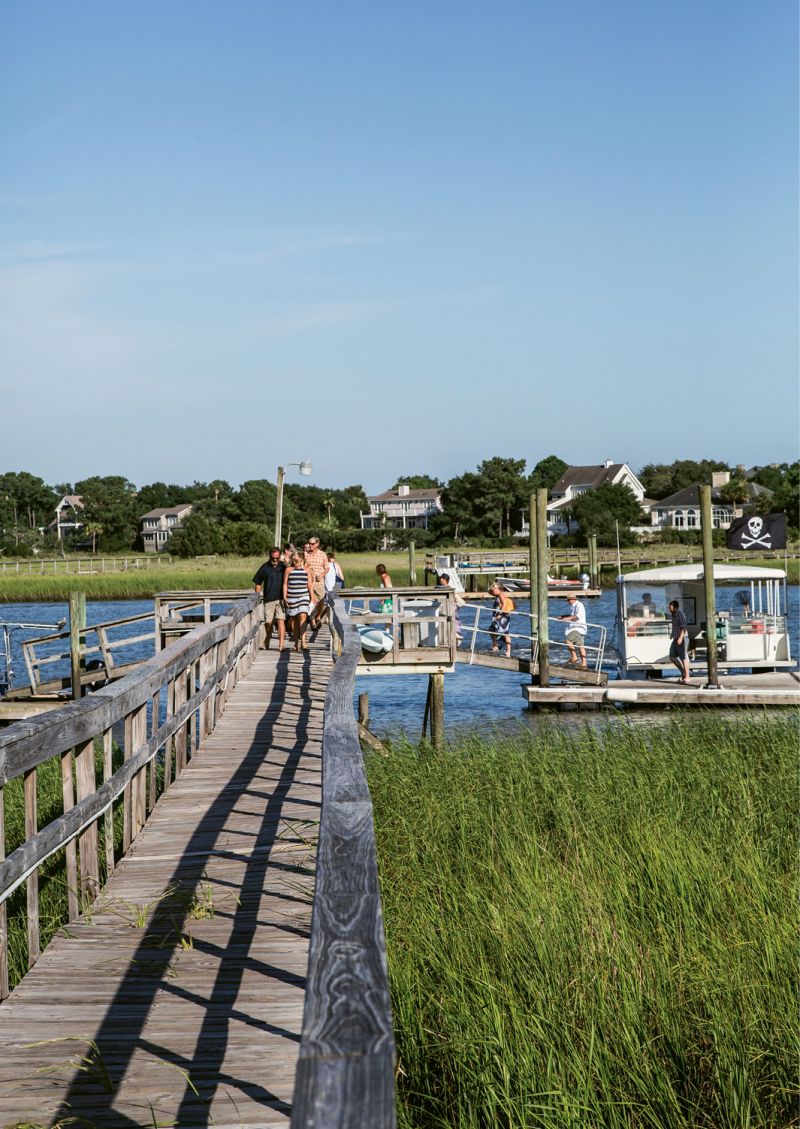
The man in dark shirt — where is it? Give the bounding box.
[253,547,286,650]
[669,599,691,684]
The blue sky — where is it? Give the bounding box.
[1,1,797,494]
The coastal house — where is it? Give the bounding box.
[141,504,193,552]
[518,461,646,536]
[645,472,772,531]
[360,485,442,531]
[50,495,85,541]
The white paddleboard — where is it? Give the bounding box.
[357,626,394,653]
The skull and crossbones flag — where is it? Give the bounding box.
[725,513,786,551]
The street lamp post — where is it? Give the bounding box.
[274,460,312,547]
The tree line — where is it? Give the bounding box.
[0,457,796,557]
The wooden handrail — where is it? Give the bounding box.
[292,598,396,1128]
[0,593,262,997]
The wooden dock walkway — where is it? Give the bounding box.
[0,638,328,1128]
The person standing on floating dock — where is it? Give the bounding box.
[669,599,691,685]
[558,594,587,669]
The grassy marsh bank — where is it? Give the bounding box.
[367,716,798,1128]
[0,553,399,603]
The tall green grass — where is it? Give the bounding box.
[0,553,410,602]
[367,716,798,1128]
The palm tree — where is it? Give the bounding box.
[323,496,336,524]
[719,478,750,517]
[84,521,103,553]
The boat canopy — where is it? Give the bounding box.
[618,562,786,584]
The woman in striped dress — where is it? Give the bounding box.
[283,551,314,651]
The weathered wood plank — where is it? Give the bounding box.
[0,638,324,1128]
[292,601,395,1128]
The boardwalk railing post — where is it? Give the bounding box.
[536,488,550,687]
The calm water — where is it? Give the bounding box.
[2,589,798,736]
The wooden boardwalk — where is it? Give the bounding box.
[0,637,329,1128]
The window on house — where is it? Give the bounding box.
[674,510,685,528]
[686,509,698,528]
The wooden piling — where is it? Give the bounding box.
[69,592,86,700]
[536,488,550,686]
[430,672,444,750]
[358,692,369,729]
[529,491,537,682]
[408,541,417,585]
[700,485,720,687]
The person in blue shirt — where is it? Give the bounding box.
[669,599,691,684]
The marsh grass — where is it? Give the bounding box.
[367,715,798,1128]
[0,553,406,602]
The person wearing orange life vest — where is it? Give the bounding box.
[488,582,515,657]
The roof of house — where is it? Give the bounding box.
[58,495,84,510]
[653,482,772,508]
[140,505,193,520]
[550,464,628,494]
[368,488,440,503]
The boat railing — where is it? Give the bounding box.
[460,605,607,673]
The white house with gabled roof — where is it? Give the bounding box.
[360,485,442,530]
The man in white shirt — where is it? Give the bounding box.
[558,594,587,669]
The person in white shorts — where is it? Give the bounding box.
[558,594,587,668]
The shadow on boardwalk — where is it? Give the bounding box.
[19,647,322,1128]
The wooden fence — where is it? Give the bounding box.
[0,593,262,997]
[0,555,171,575]
[292,598,396,1127]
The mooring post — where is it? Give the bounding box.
[536,488,550,686]
[430,672,444,749]
[529,491,537,683]
[408,540,417,585]
[69,591,86,700]
[588,533,598,589]
[700,485,720,687]
[358,691,369,729]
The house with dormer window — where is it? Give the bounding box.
[140,504,193,552]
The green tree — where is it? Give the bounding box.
[771,461,799,531]
[639,459,730,499]
[137,482,192,511]
[719,477,750,511]
[394,474,442,489]
[170,514,225,557]
[528,455,568,492]
[74,476,139,551]
[440,458,528,540]
[570,483,644,547]
[0,472,58,543]
[234,480,278,525]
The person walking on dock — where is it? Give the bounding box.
[559,594,587,669]
[253,547,286,651]
[669,599,691,684]
[305,536,329,630]
[283,551,314,651]
[488,582,514,657]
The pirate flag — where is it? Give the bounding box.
[725,513,786,551]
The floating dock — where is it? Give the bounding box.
[522,671,800,709]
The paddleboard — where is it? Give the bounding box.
[357,626,394,653]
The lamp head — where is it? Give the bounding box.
[299,460,312,477]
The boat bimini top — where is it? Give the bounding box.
[617,563,787,584]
